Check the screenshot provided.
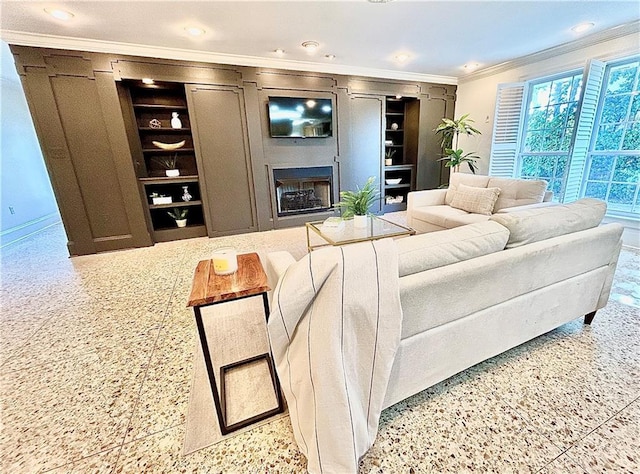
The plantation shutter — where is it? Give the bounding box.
[489,83,527,177]
[563,59,606,202]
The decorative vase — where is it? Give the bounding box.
[166,169,180,177]
[391,122,399,130]
[181,186,192,202]
[353,214,368,228]
[385,158,393,166]
[176,219,187,228]
[171,112,182,129]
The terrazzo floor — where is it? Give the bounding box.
[1,217,638,473]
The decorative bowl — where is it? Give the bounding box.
[152,139,186,150]
[385,178,402,185]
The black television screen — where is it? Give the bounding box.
[268,97,333,138]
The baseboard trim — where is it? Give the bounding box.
[0,213,62,248]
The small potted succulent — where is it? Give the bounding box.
[385,149,396,166]
[153,154,179,177]
[167,208,188,227]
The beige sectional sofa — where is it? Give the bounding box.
[407,172,554,233]
[267,197,622,408]
[265,198,622,470]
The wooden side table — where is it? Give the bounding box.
[187,252,284,435]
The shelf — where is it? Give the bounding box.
[385,112,404,116]
[140,175,199,184]
[385,129,404,132]
[138,127,191,132]
[142,147,195,153]
[385,145,403,148]
[383,202,408,212]
[385,164,414,171]
[384,183,411,190]
[149,200,203,210]
[153,225,207,242]
[133,104,188,110]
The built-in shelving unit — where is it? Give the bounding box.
[125,81,207,242]
[383,97,419,212]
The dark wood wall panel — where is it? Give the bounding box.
[187,85,257,235]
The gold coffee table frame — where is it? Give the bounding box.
[305,216,415,252]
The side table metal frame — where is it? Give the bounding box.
[192,291,284,435]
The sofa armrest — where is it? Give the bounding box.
[265,251,297,288]
[407,189,447,210]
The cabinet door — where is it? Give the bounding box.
[186,85,257,236]
[340,94,384,214]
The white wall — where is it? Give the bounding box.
[1,41,60,246]
[455,30,640,176]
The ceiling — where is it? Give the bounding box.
[1,0,639,84]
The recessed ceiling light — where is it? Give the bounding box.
[572,22,595,33]
[185,26,206,37]
[275,48,285,55]
[142,78,155,85]
[463,63,481,72]
[44,8,74,21]
[325,54,336,60]
[302,41,319,53]
[395,53,410,63]
[368,0,395,3]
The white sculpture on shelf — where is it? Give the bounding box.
[171,112,182,129]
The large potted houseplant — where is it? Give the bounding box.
[335,176,379,228]
[434,114,481,174]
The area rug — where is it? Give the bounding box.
[183,296,288,455]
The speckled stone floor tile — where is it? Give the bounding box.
[566,397,640,473]
[1,220,638,473]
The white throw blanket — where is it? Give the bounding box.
[267,239,403,473]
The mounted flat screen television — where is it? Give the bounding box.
[268,97,333,138]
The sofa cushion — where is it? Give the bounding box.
[411,205,491,229]
[489,198,606,248]
[450,183,501,215]
[488,177,548,211]
[445,173,491,205]
[396,221,509,277]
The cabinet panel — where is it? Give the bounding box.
[341,95,384,214]
[187,85,257,235]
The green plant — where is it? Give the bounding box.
[167,207,188,220]
[385,149,396,160]
[434,114,481,174]
[153,154,178,169]
[335,176,379,217]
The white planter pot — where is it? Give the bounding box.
[175,219,187,228]
[353,214,368,228]
[166,169,180,177]
[385,159,393,166]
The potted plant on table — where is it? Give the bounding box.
[434,113,481,174]
[167,208,188,228]
[384,149,396,166]
[153,154,180,177]
[335,176,379,228]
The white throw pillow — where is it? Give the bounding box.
[450,183,501,215]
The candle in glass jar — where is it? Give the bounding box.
[212,247,238,275]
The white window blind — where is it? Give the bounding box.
[563,59,606,202]
[489,83,527,177]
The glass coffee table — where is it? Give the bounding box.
[305,216,415,251]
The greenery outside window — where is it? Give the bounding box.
[518,72,583,199]
[583,59,640,215]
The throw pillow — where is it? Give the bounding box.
[450,183,501,215]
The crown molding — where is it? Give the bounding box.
[0,30,458,86]
[459,20,640,84]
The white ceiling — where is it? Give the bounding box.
[1,0,639,83]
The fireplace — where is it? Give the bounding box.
[273,166,333,217]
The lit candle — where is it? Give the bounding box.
[212,247,238,275]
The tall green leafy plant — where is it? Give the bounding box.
[335,176,379,217]
[434,114,482,174]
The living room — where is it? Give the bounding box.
[1,2,639,473]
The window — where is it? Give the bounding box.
[583,59,640,215]
[490,55,640,219]
[519,72,583,199]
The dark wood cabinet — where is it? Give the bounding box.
[124,80,207,241]
[383,97,419,212]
